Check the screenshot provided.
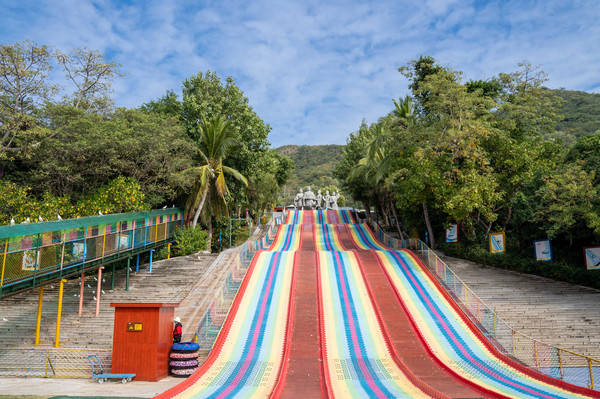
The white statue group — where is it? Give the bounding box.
[294,186,340,210]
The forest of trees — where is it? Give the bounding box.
[335,56,600,288]
[3,40,599,277]
[0,41,292,251]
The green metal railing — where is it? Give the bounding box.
[0,208,183,297]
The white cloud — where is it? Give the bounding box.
[1,0,598,147]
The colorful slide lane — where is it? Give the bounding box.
[268,224,303,251]
[317,249,445,398]
[156,222,304,399]
[156,209,599,398]
[332,221,600,398]
[355,249,483,398]
[376,249,600,399]
[274,249,322,397]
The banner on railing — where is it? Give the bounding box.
[21,250,38,271]
[489,232,506,254]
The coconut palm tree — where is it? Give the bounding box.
[185,115,248,234]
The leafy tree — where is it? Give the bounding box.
[56,47,121,112]
[75,176,146,215]
[0,40,55,158]
[0,181,35,224]
[465,79,501,99]
[535,162,600,238]
[567,131,600,184]
[269,151,294,187]
[398,55,444,114]
[246,172,279,222]
[396,60,501,246]
[181,71,270,185]
[0,176,146,224]
[494,62,562,141]
[141,90,182,118]
[23,106,195,207]
[335,121,376,210]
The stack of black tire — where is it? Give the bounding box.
[169,342,200,377]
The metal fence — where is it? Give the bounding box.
[0,347,111,378]
[368,219,600,391]
[192,212,283,350]
[0,209,183,296]
[0,211,278,379]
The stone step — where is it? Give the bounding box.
[441,255,600,360]
[0,252,224,349]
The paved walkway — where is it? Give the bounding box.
[0,376,180,398]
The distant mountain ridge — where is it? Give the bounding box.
[274,144,344,203]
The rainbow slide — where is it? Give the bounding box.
[328,221,600,398]
[156,223,301,399]
[317,249,441,398]
[156,210,599,398]
[376,249,597,399]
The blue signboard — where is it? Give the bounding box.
[534,239,552,261]
[489,232,506,254]
[445,224,458,243]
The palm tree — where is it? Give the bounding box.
[185,115,248,234]
[393,95,416,128]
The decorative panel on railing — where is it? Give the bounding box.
[0,209,183,295]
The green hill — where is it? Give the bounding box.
[555,89,600,139]
[275,144,344,205]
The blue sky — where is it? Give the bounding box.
[1,0,599,147]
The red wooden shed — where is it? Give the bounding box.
[110,302,178,381]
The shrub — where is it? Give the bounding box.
[161,226,208,258]
[76,176,146,215]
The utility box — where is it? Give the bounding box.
[110,302,178,381]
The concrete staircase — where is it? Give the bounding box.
[0,253,218,349]
[441,255,600,360]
